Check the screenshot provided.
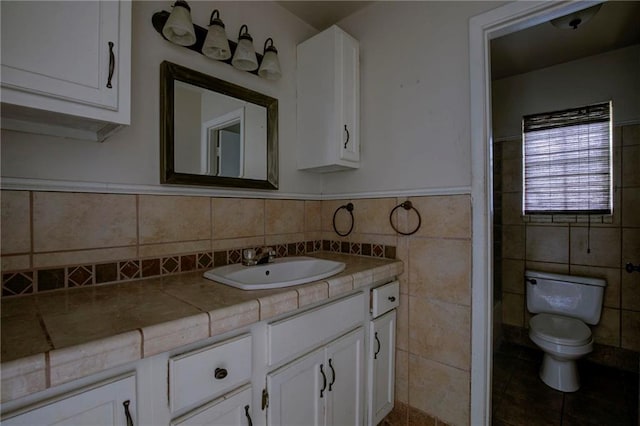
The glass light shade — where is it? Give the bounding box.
[232,38,258,71]
[258,50,281,80]
[202,23,231,60]
[162,1,196,46]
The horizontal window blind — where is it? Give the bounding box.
[523,102,612,214]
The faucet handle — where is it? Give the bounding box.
[243,248,256,261]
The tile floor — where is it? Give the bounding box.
[492,341,639,425]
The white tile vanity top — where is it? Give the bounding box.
[0,252,402,402]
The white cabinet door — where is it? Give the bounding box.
[325,328,365,426]
[2,374,136,426]
[368,311,396,426]
[297,25,359,172]
[267,348,324,426]
[0,0,131,140]
[171,385,253,426]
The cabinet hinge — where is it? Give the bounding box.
[261,388,269,410]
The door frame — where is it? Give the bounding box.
[468,1,603,423]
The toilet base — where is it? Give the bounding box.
[539,353,580,392]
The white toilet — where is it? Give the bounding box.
[525,270,606,392]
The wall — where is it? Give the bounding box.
[0,1,321,196]
[492,46,640,367]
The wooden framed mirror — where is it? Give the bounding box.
[160,61,278,189]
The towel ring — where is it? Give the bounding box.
[390,200,421,236]
[333,203,354,237]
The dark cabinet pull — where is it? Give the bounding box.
[344,125,350,149]
[214,368,228,380]
[244,405,253,426]
[388,296,396,302]
[123,400,134,426]
[374,332,381,360]
[107,41,115,88]
[328,358,336,391]
[320,364,327,398]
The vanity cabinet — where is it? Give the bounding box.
[297,25,360,172]
[171,385,253,426]
[1,374,136,426]
[0,0,131,141]
[368,311,396,425]
[266,328,365,426]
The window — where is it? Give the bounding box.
[522,102,612,215]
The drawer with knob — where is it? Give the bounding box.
[371,281,400,318]
[169,334,252,413]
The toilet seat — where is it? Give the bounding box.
[529,313,592,346]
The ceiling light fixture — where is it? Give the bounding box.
[550,3,602,30]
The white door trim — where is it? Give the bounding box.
[468,1,603,423]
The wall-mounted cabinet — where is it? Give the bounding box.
[0,1,131,142]
[297,25,360,172]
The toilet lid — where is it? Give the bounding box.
[529,314,592,346]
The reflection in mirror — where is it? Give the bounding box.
[161,61,278,189]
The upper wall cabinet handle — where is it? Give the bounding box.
[107,41,115,89]
[344,125,350,149]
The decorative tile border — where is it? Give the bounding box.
[1,240,396,298]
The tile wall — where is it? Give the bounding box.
[0,191,473,425]
[495,124,640,366]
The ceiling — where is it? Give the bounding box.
[278,1,639,80]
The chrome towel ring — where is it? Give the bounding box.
[390,200,421,236]
[333,202,354,237]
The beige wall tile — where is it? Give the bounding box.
[139,240,211,258]
[1,191,30,255]
[409,238,471,305]
[570,227,621,268]
[621,228,640,265]
[353,198,396,235]
[502,158,522,193]
[621,187,640,227]
[395,349,409,404]
[622,145,640,187]
[622,124,640,146]
[396,294,409,352]
[139,195,210,244]
[33,192,136,252]
[33,247,137,269]
[305,200,322,232]
[592,307,620,346]
[502,292,524,327]
[526,225,569,263]
[570,265,621,309]
[265,232,305,246]
[212,198,264,239]
[524,261,569,274]
[321,199,352,234]
[405,195,471,239]
[621,273,640,311]
[265,199,304,235]
[502,259,524,294]
[621,310,640,351]
[502,192,524,225]
[2,255,30,271]
[502,225,525,260]
[409,297,470,370]
[212,236,265,251]
[408,355,469,426]
[500,138,522,160]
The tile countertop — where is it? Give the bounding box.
[0,252,402,402]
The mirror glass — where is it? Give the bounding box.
[161,61,278,189]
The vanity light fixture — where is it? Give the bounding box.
[162,0,196,46]
[202,9,231,60]
[232,25,259,72]
[258,38,281,81]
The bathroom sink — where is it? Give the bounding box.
[203,256,346,290]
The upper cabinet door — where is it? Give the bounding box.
[2,1,120,109]
[297,25,360,172]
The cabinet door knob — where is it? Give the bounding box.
[107,41,115,89]
[388,296,396,302]
[344,124,350,149]
[214,367,228,380]
[123,400,134,426]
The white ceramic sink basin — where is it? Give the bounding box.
[203,256,346,290]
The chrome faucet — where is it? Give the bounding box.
[242,246,276,266]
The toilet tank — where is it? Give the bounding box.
[525,270,606,325]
